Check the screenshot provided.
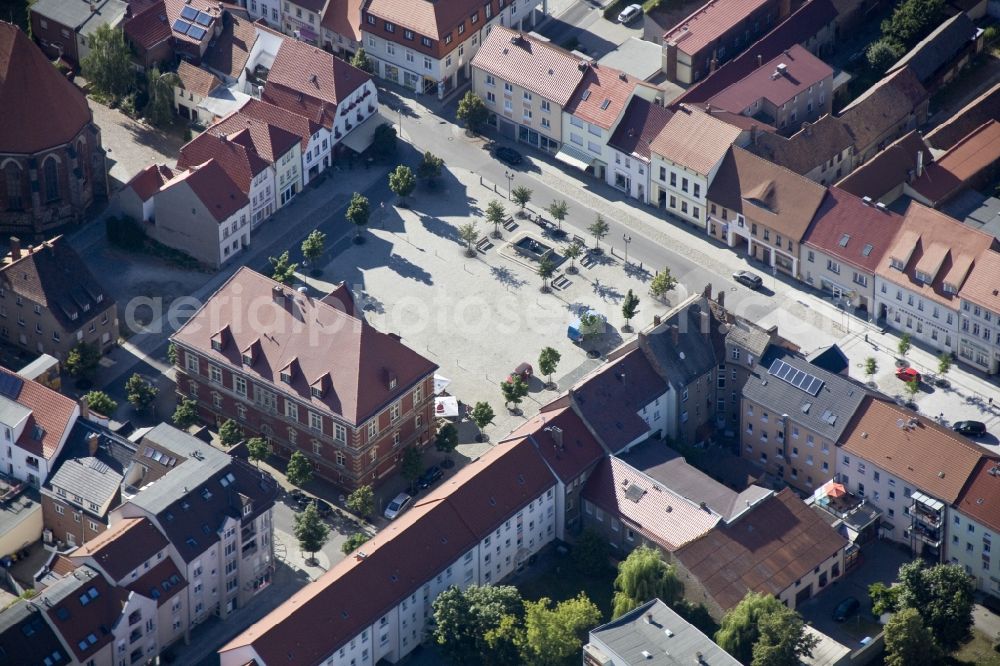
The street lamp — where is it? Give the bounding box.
[504,170,513,200]
[622,233,632,265]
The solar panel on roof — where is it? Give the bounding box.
[195,11,213,26]
[180,5,198,20]
[0,373,23,399]
[188,26,207,40]
[173,19,192,34]
[768,359,824,396]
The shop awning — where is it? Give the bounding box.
[433,374,451,395]
[341,111,390,153]
[555,146,592,171]
[434,396,459,418]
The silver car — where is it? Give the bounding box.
[618,4,642,24]
[383,492,412,520]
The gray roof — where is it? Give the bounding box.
[31,0,127,35]
[743,349,869,443]
[807,344,851,375]
[49,456,123,509]
[620,441,772,521]
[0,395,31,428]
[640,298,722,389]
[887,13,976,83]
[44,420,136,517]
[722,316,772,357]
[587,599,741,666]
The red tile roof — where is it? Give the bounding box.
[840,397,989,503]
[166,159,249,222]
[651,105,743,175]
[0,22,94,154]
[803,187,904,273]
[70,517,169,582]
[925,81,1000,151]
[959,249,1000,314]
[674,488,848,612]
[835,130,932,201]
[177,130,270,193]
[365,0,485,41]
[664,0,772,56]
[910,120,1000,204]
[472,27,585,107]
[707,45,832,113]
[177,60,222,97]
[123,1,172,51]
[506,397,606,484]
[221,437,555,663]
[608,96,673,162]
[321,0,363,42]
[206,111,301,163]
[954,458,1000,535]
[234,98,323,151]
[124,164,176,201]
[564,63,646,130]
[45,568,128,663]
[203,10,258,80]
[839,67,927,154]
[0,356,76,461]
[171,267,437,425]
[126,557,187,607]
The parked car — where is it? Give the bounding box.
[732,270,763,289]
[313,499,334,518]
[417,465,443,490]
[384,492,413,520]
[617,4,642,23]
[895,367,921,383]
[495,146,523,166]
[953,420,987,437]
[833,597,860,622]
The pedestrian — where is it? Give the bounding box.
[990,397,994,406]
[864,333,868,343]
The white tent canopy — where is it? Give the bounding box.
[434,396,459,418]
[433,374,451,394]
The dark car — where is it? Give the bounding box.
[732,270,763,289]
[313,499,334,518]
[833,597,860,622]
[417,465,443,490]
[953,420,987,437]
[495,146,523,166]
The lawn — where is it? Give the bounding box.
[951,629,1000,666]
[517,556,618,622]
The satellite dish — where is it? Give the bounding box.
[896,419,906,429]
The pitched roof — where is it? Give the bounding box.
[122,1,172,51]
[207,111,301,163]
[564,63,645,130]
[608,96,673,162]
[674,488,848,612]
[203,9,258,80]
[886,12,976,83]
[958,249,1000,313]
[638,296,723,388]
[177,130,270,193]
[835,130,932,201]
[748,112,854,175]
[663,0,773,56]
[506,398,606,484]
[707,44,832,114]
[877,202,997,306]
[70,518,169,581]
[177,60,222,97]
[840,397,989,503]
[44,420,135,514]
[48,455,124,513]
[31,0,127,33]
[651,105,742,175]
[164,159,249,223]
[954,458,1000,535]
[0,589,71,665]
[123,164,176,201]
[472,27,585,107]
[0,234,116,334]
[0,362,76,461]
[237,97,324,151]
[909,120,1000,204]
[171,267,438,425]
[43,565,128,663]
[803,187,904,272]
[925,81,1000,150]
[321,0,363,42]
[0,22,94,154]
[365,0,487,41]
[742,348,869,443]
[220,437,556,663]
[840,66,927,153]
[708,146,826,241]
[125,557,187,607]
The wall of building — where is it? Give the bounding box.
[650,158,709,230]
[30,13,79,63]
[152,183,240,269]
[740,398,835,493]
[947,508,1000,596]
[835,453,923,547]
[0,495,41,557]
[472,69,563,153]
[275,145,302,207]
[802,247,875,311]
[606,149,650,204]
[0,287,117,361]
[42,493,107,549]
[873,278,958,353]
[958,299,1000,374]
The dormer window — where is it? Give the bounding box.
[211,340,222,351]
[242,354,253,365]
[311,386,322,398]
[942,283,957,294]
[890,258,905,271]
[389,377,397,389]
[915,270,932,284]
[280,372,292,384]
[243,503,252,516]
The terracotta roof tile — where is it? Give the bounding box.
[565,63,646,130]
[840,397,989,503]
[203,10,258,80]
[925,81,1000,150]
[839,66,927,154]
[123,1,173,50]
[747,112,853,175]
[803,187,904,273]
[126,557,187,607]
[232,98,322,151]
[44,567,128,663]
[177,131,270,192]
[177,60,222,97]
[506,399,606,484]
[608,96,673,162]
[206,111,301,163]
[171,267,437,424]
[835,130,932,201]
[124,164,176,201]
[707,45,832,114]
[365,0,486,41]
[958,249,1000,314]
[651,105,742,175]
[472,27,585,107]
[321,0,363,42]
[165,159,249,223]
[663,0,772,56]
[954,458,1000,535]
[910,120,1000,204]
[0,22,94,154]
[70,517,169,581]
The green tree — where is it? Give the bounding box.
[124,373,158,411]
[715,592,817,666]
[388,164,416,204]
[246,437,269,468]
[563,241,583,273]
[470,402,494,439]
[458,221,480,256]
[81,24,133,102]
[286,450,314,487]
[867,37,906,73]
[537,255,555,290]
[84,390,117,416]
[588,215,609,250]
[293,501,329,564]
[432,585,524,664]
[612,545,684,618]
[650,268,677,299]
[457,91,489,134]
[903,376,919,401]
[894,561,974,651]
[417,151,444,184]
[501,374,529,410]
[675,601,719,638]
[346,192,371,241]
[66,342,101,379]
[546,199,569,231]
[511,186,533,215]
[579,311,605,341]
[144,68,180,128]
[486,199,506,238]
[881,0,944,47]
[172,398,199,429]
[622,289,640,329]
[484,614,524,666]
[346,484,375,519]
[269,250,298,284]
[401,445,423,489]
[167,342,178,365]
[218,419,242,447]
[341,531,371,555]
[897,332,911,359]
[517,594,601,666]
[573,528,610,575]
[538,347,561,386]
[301,229,326,269]
[350,47,374,74]
[864,356,878,383]
[371,124,398,161]
[435,422,460,456]
[937,352,952,377]
[884,607,943,666]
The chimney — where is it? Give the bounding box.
[751,124,759,146]
[645,612,654,624]
[671,325,679,346]
[547,426,563,449]
[653,314,662,326]
[90,1,96,12]
[716,290,725,307]
[87,433,99,456]
[803,121,812,136]
[916,150,924,178]
[700,311,710,337]
[702,283,712,300]
[272,285,285,305]
[757,54,762,67]
[9,237,21,260]
[79,395,90,421]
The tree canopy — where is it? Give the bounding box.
[301,229,326,265]
[884,607,943,666]
[125,373,158,411]
[171,398,199,429]
[650,269,677,298]
[546,200,569,230]
[144,68,179,127]
[486,199,507,236]
[346,484,375,519]
[346,192,371,238]
[269,250,298,284]
[894,561,974,651]
[417,151,445,183]
[715,592,817,666]
[293,502,329,561]
[371,124,398,161]
[457,91,489,133]
[350,48,374,74]
[82,24,133,102]
[67,342,101,379]
[538,347,561,383]
[517,594,601,666]
[84,390,117,416]
[432,584,524,663]
[435,422,460,454]
[218,419,242,447]
[612,545,684,618]
[588,215,610,249]
[246,437,269,468]
[389,164,416,201]
[501,374,529,409]
[401,446,423,487]
[286,451,314,487]
[470,403,495,432]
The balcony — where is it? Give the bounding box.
[911,504,941,526]
[241,524,257,541]
[911,522,941,547]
